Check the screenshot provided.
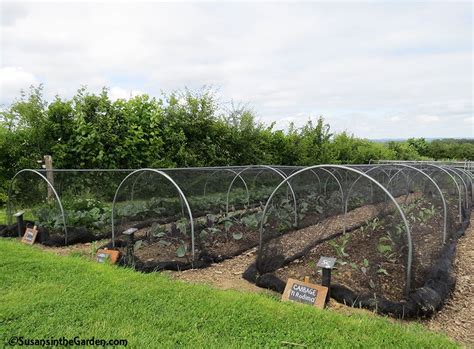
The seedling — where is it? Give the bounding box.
[329,234,350,258]
[176,242,186,258]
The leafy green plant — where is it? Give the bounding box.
[369,279,376,290]
[377,235,397,263]
[347,196,364,210]
[241,214,259,229]
[416,205,436,225]
[360,258,369,274]
[367,217,381,231]
[33,197,111,232]
[150,223,166,238]
[232,232,243,240]
[176,242,186,258]
[200,227,221,239]
[134,240,144,251]
[329,234,350,258]
[176,218,188,235]
[222,218,234,233]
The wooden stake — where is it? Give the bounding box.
[44,155,54,199]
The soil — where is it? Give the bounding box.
[274,222,407,302]
[38,238,110,257]
[111,207,264,267]
[170,247,265,293]
[114,194,412,271]
[199,225,260,259]
[132,237,189,264]
[170,194,419,301]
[265,200,383,261]
[423,212,474,347]
[258,194,420,298]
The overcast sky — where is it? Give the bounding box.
[0,1,472,139]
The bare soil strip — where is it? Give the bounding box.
[424,213,474,347]
[169,247,263,293]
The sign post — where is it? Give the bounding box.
[317,256,336,303]
[14,211,25,238]
[123,228,138,266]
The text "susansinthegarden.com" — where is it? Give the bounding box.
[6,336,128,347]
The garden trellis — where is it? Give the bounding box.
[4,162,472,317]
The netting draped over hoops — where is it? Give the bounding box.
[111,168,195,258]
[4,163,472,307]
[225,165,298,226]
[7,169,68,242]
[257,164,414,293]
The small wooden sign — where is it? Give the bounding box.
[21,225,38,245]
[96,249,120,264]
[282,278,328,309]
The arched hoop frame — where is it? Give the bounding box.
[129,171,187,218]
[442,166,470,211]
[310,168,345,213]
[386,167,413,200]
[111,168,195,259]
[411,164,464,223]
[7,169,68,243]
[202,168,250,202]
[322,168,345,197]
[347,164,448,243]
[258,165,413,293]
[225,165,299,227]
[453,168,473,203]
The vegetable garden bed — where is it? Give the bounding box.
[2,164,472,319]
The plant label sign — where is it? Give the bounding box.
[96,249,120,264]
[282,278,328,309]
[317,256,337,269]
[21,225,38,245]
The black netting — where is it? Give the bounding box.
[245,164,472,318]
[3,169,133,245]
[106,166,303,271]
[2,163,472,319]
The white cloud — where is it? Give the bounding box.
[0,67,38,103]
[108,87,144,101]
[389,116,403,122]
[0,1,472,138]
[416,115,441,123]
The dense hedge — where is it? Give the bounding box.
[0,85,473,204]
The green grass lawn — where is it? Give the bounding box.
[0,207,7,225]
[0,239,458,348]
[0,207,37,225]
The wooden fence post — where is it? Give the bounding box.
[44,155,54,199]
